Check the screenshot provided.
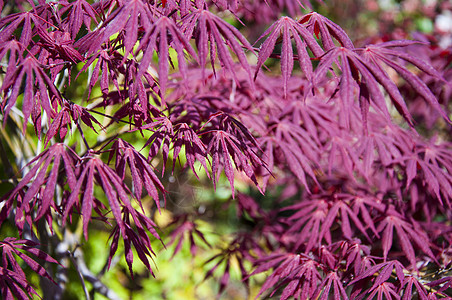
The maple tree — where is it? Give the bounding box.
[0,0,451,299]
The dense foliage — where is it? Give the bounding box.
[0,0,451,298]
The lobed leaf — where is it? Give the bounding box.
[254,16,323,96]
[137,16,198,101]
[181,9,256,87]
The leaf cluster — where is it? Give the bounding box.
[0,0,451,299]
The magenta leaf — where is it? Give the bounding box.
[60,0,98,39]
[253,253,321,300]
[0,2,451,299]
[0,11,43,47]
[313,46,413,126]
[254,16,323,96]
[1,56,63,129]
[61,153,161,276]
[166,214,211,258]
[376,210,436,267]
[0,144,78,233]
[0,238,59,300]
[202,233,257,296]
[110,138,166,210]
[77,0,156,56]
[361,42,451,123]
[181,9,256,86]
[0,238,59,283]
[299,12,354,50]
[136,16,197,100]
[312,271,349,300]
[401,276,428,300]
[78,48,122,99]
[203,113,265,196]
[172,123,209,178]
[0,266,39,300]
[349,260,405,291]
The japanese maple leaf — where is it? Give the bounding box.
[202,233,257,296]
[401,139,452,206]
[104,96,154,129]
[327,135,364,180]
[61,153,161,276]
[0,238,58,285]
[123,59,160,123]
[172,123,209,178]
[349,260,405,297]
[109,138,166,210]
[0,238,60,299]
[401,276,428,300]
[45,106,72,144]
[427,276,452,295]
[202,113,265,196]
[282,193,378,252]
[1,56,63,129]
[166,213,211,258]
[282,197,329,252]
[77,0,156,56]
[334,240,372,277]
[299,12,354,50]
[140,116,174,174]
[349,194,384,237]
[270,0,312,16]
[36,28,84,64]
[376,209,436,267]
[0,144,78,234]
[210,0,239,12]
[367,282,400,300]
[235,193,265,220]
[0,40,24,86]
[312,270,349,300]
[180,9,256,86]
[136,16,197,100]
[353,124,411,179]
[313,46,413,127]
[45,102,104,147]
[360,40,450,123]
[0,265,38,299]
[78,48,122,99]
[254,16,324,96]
[108,207,160,278]
[167,95,215,129]
[262,119,320,191]
[62,153,133,238]
[252,253,321,300]
[0,11,43,47]
[206,129,257,195]
[318,194,371,242]
[159,0,196,16]
[59,0,98,39]
[279,97,338,145]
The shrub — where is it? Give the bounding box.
[0,0,451,299]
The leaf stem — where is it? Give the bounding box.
[76,119,91,150]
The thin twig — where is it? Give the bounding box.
[68,249,91,300]
[76,119,91,149]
